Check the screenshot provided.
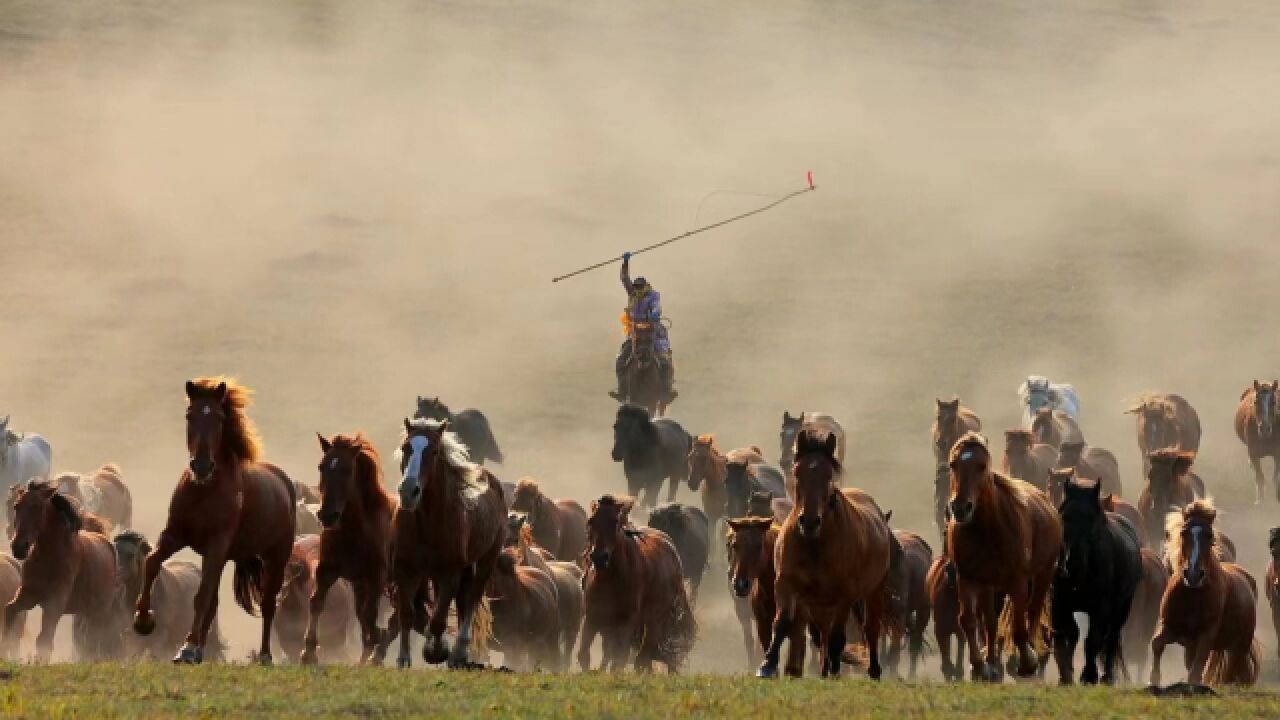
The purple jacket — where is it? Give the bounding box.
[621,264,670,353]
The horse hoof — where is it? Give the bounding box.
[258,652,273,667]
[423,643,450,665]
[446,652,473,670]
[300,649,318,666]
[133,612,156,637]
[756,664,779,679]
[172,645,203,665]
[397,656,411,670]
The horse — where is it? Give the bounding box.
[414,395,505,465]
[686,436,764,530]
[1056,441,1123,497]
[0,553,24,657]
[1234,381,1280,504]
[1052,477,1142,685]
[933,463,951,542]
[295,502,323,536]
[726,517,807,673]
[54,464,132,531]
[1267,528,1280,666]
[275,535,359,664]
[505,514,583,671]
[947,432,1061,681]
[926,555,967,681]
[509,477,588,562]
[1151,500,1260,687]
[1128,393,1201,481]
[393,417,506,668]
[760,430,892,680]
[486,548,561,671]
[4,481,119,661]
[1123,547,1170,679]
[113,531,225,662]
[0,416,51,494]
[303,432,396,665]
[932,399,982,463]
[617,321,670,418]
[1138,450,1205,549]
[1031,407,1084,449]
[578,494,696,673]
[778,411,846,470]
[1019,376,1081,426]
[881,528,932,680]
[725,458,787,520]
[647,503,710,604]
[611,404,692,510]
[1001,429,1055,492]
[1049,469,1148,547]
[133,377,297,665]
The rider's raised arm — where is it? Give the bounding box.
[620,253,632,293]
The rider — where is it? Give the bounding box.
[609,252,676,403]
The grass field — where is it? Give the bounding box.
[1,664,1278,719]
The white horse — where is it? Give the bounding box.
[0,415,52,491]
[1018,376,1081,427]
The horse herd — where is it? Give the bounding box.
[1,375,1280,688]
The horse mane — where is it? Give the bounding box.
[617,404,653,427]
[333,432,392,508]
[593,493,635,524]
[1164,497,1218,569]
[948,431,989,463]
[25,479,84,532]
[1128,393,1172,415]
[189,376,262,463]
[1148,448,1196,480]
[693,434,719,452]
[515,476,542,496]
[399,418,488,500]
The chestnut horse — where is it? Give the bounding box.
[1031,407,1084,449]
[686,436,763,529]
[55,463,132,531]
[727,517,807,674]
[1138,450,1205,548]
[303,432,396,665]
[932,399,982,463]
[1234,381,1280,504]
[926,555,967,681]
[5,481,119,661]
[947,432,1061,681]
[1056,441,1123,497]
[779,411,846,470]
[1267,528,1280,665]
[1151,500,1260,687]
[275,534,359,664]
[579,494,696,672]
[1001,429,1056,492]
[393,417,506,668]
[760,430,892,679]
[1128,393,1201,481]
[505,515,583,671]
[486,548,560,671]
[114,531,226,662]
[509,477,587,562]
[134,378,296,664]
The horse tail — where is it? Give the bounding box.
[995,593,1052,658]
[471,597,494,657]
[1211,639,1264,686]
[233,557,265,617]
[658,584,698,672]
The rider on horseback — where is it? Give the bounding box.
[610,252,676,403]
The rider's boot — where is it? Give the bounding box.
[609,368,629,401]
[663,356,678,402]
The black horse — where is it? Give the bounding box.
[724,460,787,520]
[647,502,710,604]
[1052,478,1143,685]
[611,404,691,510]
[413,396,505,465]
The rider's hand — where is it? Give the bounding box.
[622,252,632,262]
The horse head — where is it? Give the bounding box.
[315,433,365,528]
[947,432,991,525]
[746,490,774,519]
[791,429,840,539]
[510,477,542,516]
[1022,376,1052,414]
[1058,477,1104,583]
[1174,500,1218,589]
[611,405,652,463]
[726,517,772,597]
[1047,467,1075,507]
[398,417,447,512]
[414,395,449,422]
[686,435,717,491]
[1057,441,1085,470]
[778,411,804,467]
[113,530,152,592]
[1128,400,1172,450]
[504,512,528,549]
[586,494,634,570]
[10,480,80,560]
[185,379,229,483]
[1253,380,1279,437]
[1004,429,1034,457]
[724,460,753,519]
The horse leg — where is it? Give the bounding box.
[133,530,182,636]
[1006,580,1036,677]
[301,561,339,665]
[1251,457,1265,505]
[935,616,954,681]
[2,586,38,659]
[758,591,796,678]
[1187,636,1213,686]
[451,554,496,669]
[1148,628,1169,686]
[395,576,422,669]
[254,544,289,667]
[1051,596,1079,685]
[864,590,885,681]
[825,608,851,679]
[355,579,383,665]
[908,609,927,680]
[33,600,62,663]
[425,574,458,665]
[577,616,599,672]
[734,597,758,670]
[1080,608,1108,685]
[956,580,988,681]
[179,544,229,664]
[1271,455,1280,503]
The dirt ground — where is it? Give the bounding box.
[2,0,1279,678]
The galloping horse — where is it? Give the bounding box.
[509,477,587,562]
[486,548,560,672]
[1138,450,1205,547]
[647,502,710,603]
[393,417,506,668]
[1019,376,1080,427]
[0,415,51,494]
[133,378,297,664]
[947,432,1061,681]
[779,411,846,470]
[1151,500,1260,687]
[932,399,981,463]
[687,436,763,529]
[618,322,670,417]
[611,405,692,510]
[1001,429,1055,492]
[414,396,505,465]
[727,517,805,673]
[55,463,132,532]
[274,535,359,664]
[1234,381,1280,504]
[760,430,892,679]
[1030,407,1084,449]
[303,432,396,665]
[505,515,583,671]
[5,481,119,661]
[1128,393,1201,480]
[1055,441,1123,497]
[115,531,226,662]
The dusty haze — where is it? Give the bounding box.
[2,1,1280,671]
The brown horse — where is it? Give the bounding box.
[687,436,764,529]
[505,514,583,671]
[1001,430,1056,492]
[760,430,892,679]
[727,517,808,674]
[1235,381,1280,504]
[1031,407,1084,449]
[1122,547,1169,679]
[882,529,932,680]
[578,494,696,673]
[1056,441,1123,497]
[926,555,967,681]
[933,463,951,541]
[1048,468,1147,547]
[6,484,111,541]
[275,534,359,664]
[114,531,226,662]
[4,481,119,661]
[392,417,506,668]
[1138,450,1205,548]
[54,463,132,531]
[302,432,396,665]
[932,399,982,463]
[134,377,297,665]
[1128,393,1201,481]
[509,477,587,562]
[486,548,560,671]
[948,432,1061,681]
[1267,528,1280,665]
[0,553,24,656]
[1151,500,1260,687]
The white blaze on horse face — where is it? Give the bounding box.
[960,449,975,461]
[1187,526,1204,579]
[402,435,431,488]
[329,457,339,470]
[202,405,212,416]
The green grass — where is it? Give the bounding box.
[0,664,1278,719]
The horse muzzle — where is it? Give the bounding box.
[11,539,29,561]
[189,457,216,483]
[949,500,975,524]
[1181,568,1205,588]
[610,447,623,463]
[589,549,611,569]
[399,478,422,511]
[732,576,751,597]
[317,508,341,528]
[797,515,822,539]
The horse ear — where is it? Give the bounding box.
[1124,404,1142,415]
[417,395,424,404]
[822,432,838,458]
[1271,527,1280,544]
[1090,481,1103,501]
[432,396,439,405]
[727,518,743,532]
[141,539,153,556]
[620,499,635,523]
[215,381,227,399]
[1272,380,1279,392]
[883,509,893,524]
[403,417,413,433]
[1173,454,1193,477]
[1255,380,1262,391]
[438,419,450,433]
[936,398,944,408]
[184,381,197,399]
[783,411,793,423]
[317,433,332,453]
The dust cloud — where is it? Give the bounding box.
[2,1,1280,671]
